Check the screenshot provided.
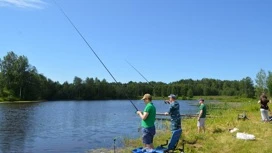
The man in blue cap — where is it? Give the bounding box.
[164,94,181,131]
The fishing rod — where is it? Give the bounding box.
[125,60,155,88]
[126,61,172,104]
[53,0,138,111]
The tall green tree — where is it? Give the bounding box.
[73,76,83,100]
[0,72,3,97]
[187,88,193,98]
[84,77,95,100]
[0,51,38,100]
[0,51,18,99]
[239,77,255,98]
[255,69,267,96]
[160,85,167,97]
[23,70,42,100]
[267,71,272,97]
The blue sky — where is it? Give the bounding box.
[0,0,271,84]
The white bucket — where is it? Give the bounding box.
[236,132,255,140]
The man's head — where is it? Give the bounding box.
[141,93,152,103]
[261,95,267,101]
[199,98,204,104]
[168,94,176,102]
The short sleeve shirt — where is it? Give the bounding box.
[141,102,156,128]
[199,104,206,118]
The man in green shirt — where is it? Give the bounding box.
[137,93,156,151]
[197,98,206,133]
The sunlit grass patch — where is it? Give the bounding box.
[90,101,272,153]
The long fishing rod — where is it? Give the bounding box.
[53,0,138,111]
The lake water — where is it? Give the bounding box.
[0,100,198,153]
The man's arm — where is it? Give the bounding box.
[137,111,149,120]
[198,110,203,121]
[167,103,175,114]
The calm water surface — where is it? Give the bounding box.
[0,100,198,153]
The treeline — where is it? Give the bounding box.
[0,51,272,101]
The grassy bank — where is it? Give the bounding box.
[0,100,46,104]
[193,96,255,102]
[90,101,272,153]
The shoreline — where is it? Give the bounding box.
[0,100,47,104]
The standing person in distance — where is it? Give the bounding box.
[164,94,181,132]
[258,93,270,122]
[197,98,206,133]
[137,93,156,152]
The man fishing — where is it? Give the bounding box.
[164,94,181,131]
[137,93,156,152]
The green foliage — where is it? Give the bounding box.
[0,51,40,101]
[181,95,187,100]
[187,88,194,98]
[194,96,255,103]
[267,71,272,96]
[255,69,267,96]
[239,77,255,98]
[0,52,271,102]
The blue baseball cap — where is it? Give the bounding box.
[168,94,176,99]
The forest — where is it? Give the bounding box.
[0,51,271,101]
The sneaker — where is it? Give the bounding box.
[141,147,148,152]
[145,148,155,153]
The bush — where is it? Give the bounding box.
[4,95,19,101]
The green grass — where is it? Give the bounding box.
[194,96,256,102]
[90,101,272,153]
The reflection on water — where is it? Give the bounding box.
[0,103,35,153]
[0,100,197,152]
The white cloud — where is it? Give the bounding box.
[0,0,46,9]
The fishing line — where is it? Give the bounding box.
[126,61,172,130]
[126,60,170,104]
[53,0,138,111]
[125,60,155,88]
[126,61,179,105]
